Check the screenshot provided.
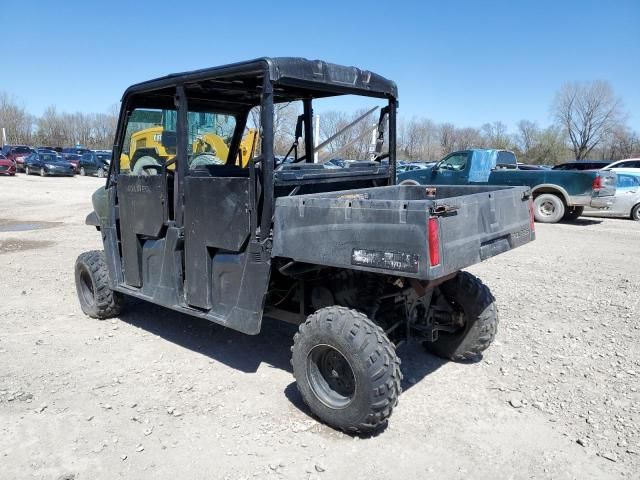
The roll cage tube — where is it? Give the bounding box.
[259,76,274,241]
[175,85,188,228]
[388,98,397,183]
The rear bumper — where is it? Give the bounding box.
[568,195,614,209]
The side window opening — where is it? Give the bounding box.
[119,108,174,176]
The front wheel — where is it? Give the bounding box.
[533,194,565,223]
[40,167,46,177]
[425,271,498,361]
[74,250,123,319]
[631,204,640,221]
[25,166,30,175]
[97,168,105,178]
[80,167,86,176]
[291,306,402,434]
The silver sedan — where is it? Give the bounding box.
[584,170,640,221]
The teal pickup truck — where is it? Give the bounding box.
[397,149,617,223]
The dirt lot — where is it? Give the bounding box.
[0,174,638,480]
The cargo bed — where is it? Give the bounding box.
[272,184,535,280]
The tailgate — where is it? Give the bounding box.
[271,185,535,280]
[595,170,617,197]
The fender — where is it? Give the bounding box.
[531,183,571,204]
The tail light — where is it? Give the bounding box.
[592,175,602,191]
[428,217,440,266]
[528,200,535,233]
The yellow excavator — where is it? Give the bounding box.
[119,121,257,173]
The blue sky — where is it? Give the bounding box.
[2,0,639,131]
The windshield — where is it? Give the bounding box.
[96,154,111,162]
[41,153,58,162]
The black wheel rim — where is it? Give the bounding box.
[306,345,356,409]
[79,268,96,307]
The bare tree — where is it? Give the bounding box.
[455,127,484,150]
[0,91,34,144]
[439,123,457,154]
[398,117,439,160]
[481,121,512,149]
[515,120,539,156]
[552,80,624,160]
[598,126,639,161]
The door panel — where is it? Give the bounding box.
[183,174,251,309]
[116,175,167,287]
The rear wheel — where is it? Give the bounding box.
[40,167,46,177]
[291,306,402,434]
[533,194,565,223]
[631,204,640,221]
[562,206,584,221]
[74,250,123,319]
[425,271,498,361]
[25,166,30,175]
[80,167,86,176]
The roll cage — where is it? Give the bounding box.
[108,57,398,240]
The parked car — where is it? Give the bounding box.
[0,153,16,176]
[397,149,617,223]
[37,146,63,153]
[584,171,640,221]
[552,161,612,170]
[62,147,93,156]
[24,150,75,176]
[604,158,640,170]
[61,153,82,172]
[78,151,111,177]
[1,145,33,172]
[325,158,348,168]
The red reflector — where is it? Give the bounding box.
[528,200,535,232]
[592,175,602,191]
[428,217,440,266]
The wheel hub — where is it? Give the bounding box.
[306,345,356,409]
[540,201,555,215]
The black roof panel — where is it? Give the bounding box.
[122,57,397,105]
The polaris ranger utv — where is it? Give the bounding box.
[75,57,535,434]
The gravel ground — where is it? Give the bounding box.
[0,175,638,479]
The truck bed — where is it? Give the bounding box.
[271,184,535,281]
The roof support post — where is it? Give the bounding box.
[388,98,397,185]
[303,98,314,163]
[260,77,274,241]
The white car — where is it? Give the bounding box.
[584,169,640,221]
[604,158,640,170]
